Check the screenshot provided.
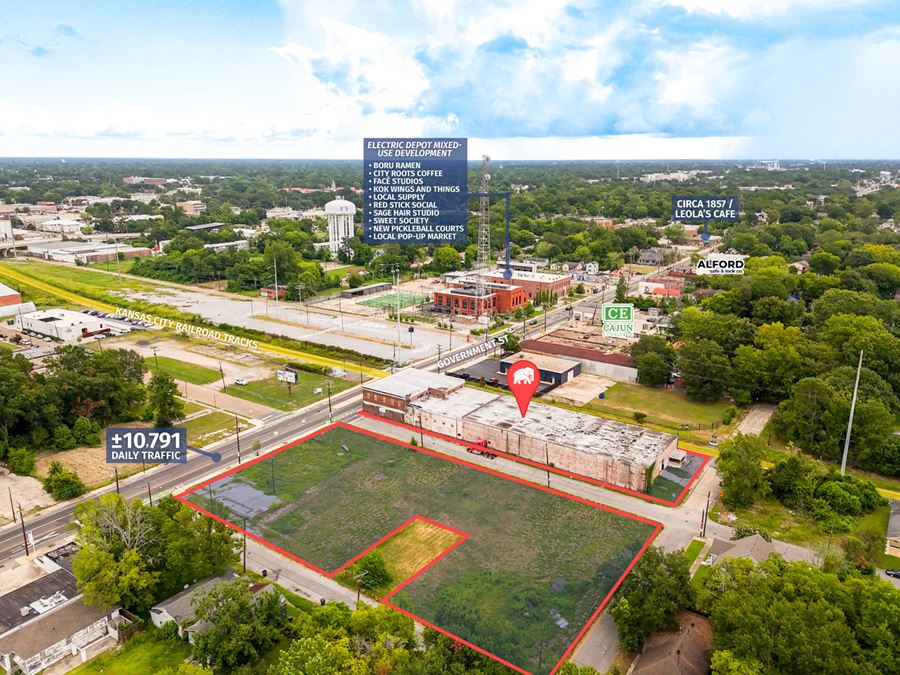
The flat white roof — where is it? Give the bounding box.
[411,387,499,419]
[501,351,579,373]
[452,393,676,467]
[364,369,464,399]
[488,270,570,283]
[0,282,19,297]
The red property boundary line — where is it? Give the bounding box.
[355,410,710,507]
[174,421,662,675]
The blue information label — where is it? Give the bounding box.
[671,196,740,222]
[106,427,187,464]
[364,137,468,245]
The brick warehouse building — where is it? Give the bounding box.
[434,281,528,316]
[362,369,465,422]
[364,369,678,491]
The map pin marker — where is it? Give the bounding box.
[506,360,540,417]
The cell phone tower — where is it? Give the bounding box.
[476,154,491,305]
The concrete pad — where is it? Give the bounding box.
[547,374,615,406]
[736,404,776,436]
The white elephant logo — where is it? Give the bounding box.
[513,367,535,385]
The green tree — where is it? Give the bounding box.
[501,333,520,355]
[676,340,730,402]
[433,245,463,272]
[270,634,364,675]
[148,372,184,427]
[354,551,392,591]
[610,547,694,652]
[717,435,768,509]
[191,579,286,672]
[635,352,672,386]
[7,447,36,475]
[615,275,627,302]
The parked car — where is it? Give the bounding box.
[886,569,900,579]
[235,378,248,386]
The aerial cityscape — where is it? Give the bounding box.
[1,2,899,675]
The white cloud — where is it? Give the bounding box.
[653,0,875,19]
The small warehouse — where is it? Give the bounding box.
[341,282,392,299]
[499,351,580,385]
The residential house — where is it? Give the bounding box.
[630,611,712,675]
[149,571,235,637]
[706,534,774,565]
[887,500,900,557]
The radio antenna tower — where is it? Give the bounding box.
[476,155,491,303]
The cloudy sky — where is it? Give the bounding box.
[1,0,899,159]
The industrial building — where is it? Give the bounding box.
[364,369,678,491]
[341,282,392,299]
[499,351,580,385]
[362,369,465,422]
[14,309,109,343]
[26,241,151,264]
[520,325,639,382]
[0,282,22,307]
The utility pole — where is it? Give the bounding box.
[270,456,276,493]
[18,504,28,556]
[437,345,442,372]
[151,346,160,372]
[840,350,864,475]
[146,482,153,506]
[354,570,369,606]
[242,516,248,574]
[234,415,242,464]
[8,487,16,523]
[219,362,227,393]
[272,258,279,304]
[114,467,120,495]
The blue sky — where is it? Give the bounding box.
[1,0,899,158]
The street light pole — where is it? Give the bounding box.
[151,346,159,372]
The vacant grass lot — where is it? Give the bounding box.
[335,519,462,598]
[586,383,731,430]
[185,425,656,675]
[145,355,220,385]
[68,632,194,675]
[224,374,353,411]
[183,411,248,448]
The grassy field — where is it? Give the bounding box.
[183,411,248,448]
[2,260,157,296]
[691,562,713,589]
[69,632,194,674]
[224,373,354,411]
[586,383,732,432]
[184,425,656,675]
[87,259,136,274]
[336,519,462,597]
[145,355,220,385]
[0,269,79,309]
[182,400,208,416]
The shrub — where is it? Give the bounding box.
[722,405,737,425]
[731,523,772,542]
[7,448,36,475]
[633,412,648,423]
[43,461,87,501]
